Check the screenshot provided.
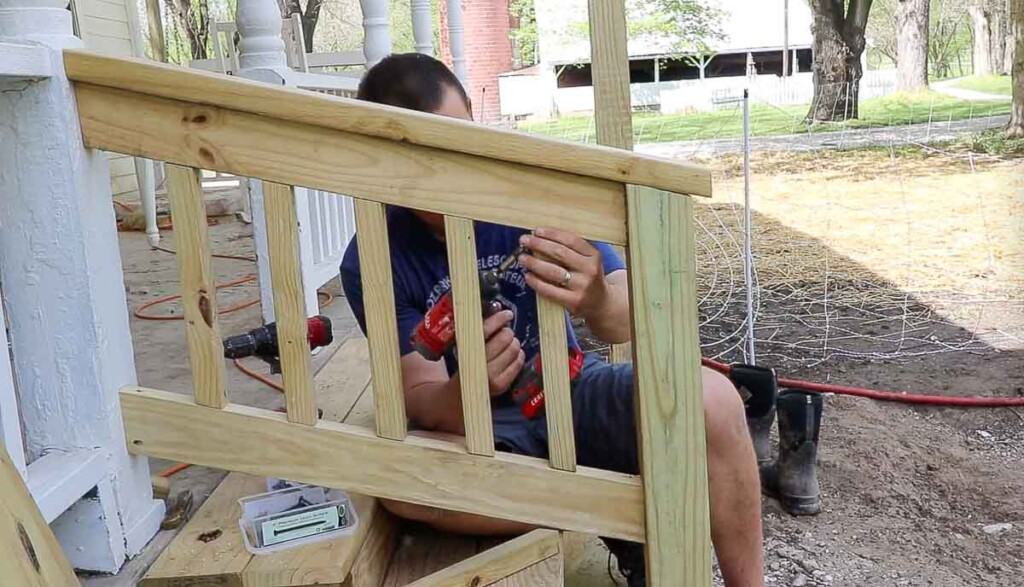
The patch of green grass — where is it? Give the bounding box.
[957,128,1024,156]
[953,75,1013,96]
[519,90,1012,144]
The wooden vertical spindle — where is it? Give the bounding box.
[536,298,576,471]
[263,181,318,425]
[353,200,407,440]
[444,216,495,456]
[627,185,711,585]
[165,164,228,409]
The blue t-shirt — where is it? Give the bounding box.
[340,207,625,449]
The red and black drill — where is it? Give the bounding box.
[223,315,334,373]
[409,249,583,419]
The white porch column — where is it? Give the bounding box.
[135,158,159,247]
[445,0,467,83]
[360,0,391,67]
[236,0,290,84]
[0,0,163,573]
[410,0,433,55]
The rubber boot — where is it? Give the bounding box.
[728,364,778,468]
[763,390,822,516]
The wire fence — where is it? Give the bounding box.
[512,80,1023,373]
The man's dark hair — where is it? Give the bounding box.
[357,53,471,114]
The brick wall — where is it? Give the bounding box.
[439,0,514,123]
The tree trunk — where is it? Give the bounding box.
[1007,0,1023,138]
[991,4,1007,74]
[970,2,993,75]
[896,0,929,90]
[301,0,323,53]
[807,1,868,121]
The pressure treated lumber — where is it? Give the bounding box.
[165,164,228,409]
[120,387,645,541]
[141,472,264,586]
[405,529,561,587]
[588,0,635,365]
[626,186,712,585]
[444,216,495,457]
[353,200,408,440]
[264,181,318,426]
[0,441,78,587]
[63,49,712,197]
[73,82,629,245]
[536,297,576,471]
[490,553,563,587]
[316,336,372,423]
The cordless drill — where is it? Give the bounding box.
[409,247,584,419]
[223,315,334,373]
[410,249,520,361]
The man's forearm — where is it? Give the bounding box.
[581,273,632,344]
[406,374,466,435]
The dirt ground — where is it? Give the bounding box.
[103,144,1022,586]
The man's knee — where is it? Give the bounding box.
[701,367,748,447]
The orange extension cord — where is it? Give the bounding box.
[138,246,333,478]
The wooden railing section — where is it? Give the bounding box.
[65,50,713,583]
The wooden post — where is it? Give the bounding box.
[165,165,228,409]
[0,0,163,571]
[587,0,633,365]
[444,217,495,456]
[236,0,289,73]
[353,200,408,440]
[263,182,318,426]
[627,186,711,586]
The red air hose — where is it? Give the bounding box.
[701,357,1024,408]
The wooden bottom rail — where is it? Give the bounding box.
[121,387,645,542]
[405,529,561,587]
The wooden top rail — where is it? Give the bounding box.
[63,50,711,199]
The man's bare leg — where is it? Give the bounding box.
[703,367,765,586]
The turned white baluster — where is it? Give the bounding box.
[236,0,288,74]
[446,0,467,83]
[411,0,433,55]
[360,0,392,67]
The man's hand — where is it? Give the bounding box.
[483,310,525,396]
[517,228,609,317]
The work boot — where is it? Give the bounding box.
[762,390,823,516]
[728,364,778,468]
[603,538,645,587]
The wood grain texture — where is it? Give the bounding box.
[316,337,372,424]
[587,0,634,151]
[264,181,318,426]
[490,553,563,587]
[347,501,400,587]
[353,200,407,440]
[625,186,712,585]
[405,529,561,587]
[0,441,78,587]
[73,82,631,245]
[444,216,495,457]
[588,0,635,367]
[141,472,264,587]
[120,388,645,541]
[536,297,576,472]
[381,526,478,587]
[242,493,377,587]
[165,164,228,409]
[64,49,711,197]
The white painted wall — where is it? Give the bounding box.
[501,70,899,118]
[535,0,814,65]
[0,0,163,572]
